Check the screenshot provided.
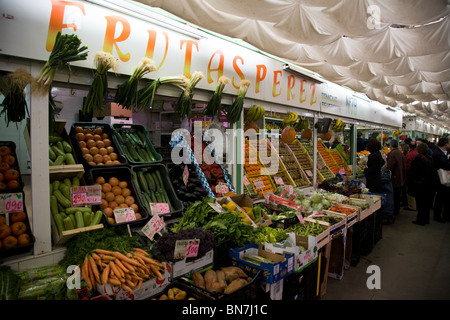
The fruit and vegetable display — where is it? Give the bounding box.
[169,164,209,208]
[48,130,77,167]
[71,124,123,166]
[112,124,161,164]
[328,204,358,216]
[318,180,362,197]
[132,165,182,216]
[331,118,345,132]
[0,209,34,252]
[152,283,202,300]
[0,143,23,191]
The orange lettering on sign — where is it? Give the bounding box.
[46,0,85,51]
[272,70,282,97]
[299,79,306,103]
[310,83,317,105]
[103,16,131,62]
[180,40,199,78]
[207,50,224,84]
[255,64,267,93]
[287,75,295,101]
[146,30,169,70]
[232,56,245,89]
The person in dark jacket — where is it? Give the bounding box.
[407,143,434,225]
[384,139,407,216]
[432,137,450,222]
[363,138,385,193]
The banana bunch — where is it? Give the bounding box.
[332,118,345,132]
[392,129,402,136]
[245,105,265,123]
[282,112,298,126]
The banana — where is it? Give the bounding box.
[246,105,259,122]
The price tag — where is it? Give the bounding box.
[306,170,313,177]
[71,185,102,206]
[339,167,346,175]
[141,214,165,240]
[182,165,189,186]
[215,183,229,194]
[208,202,225,213]
[149,203,170,215]
[253,178,265,190]
[174,239,200,259]
[285,185,294,196]
[296,211,305,224]
[317,163,323,170]
[243,175,250,186]
[274,176,284,185]
[3,193,24,213]
[113,207,136,223]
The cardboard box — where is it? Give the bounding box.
[265,233,318,272]
[93,102,133,118]
[229,244,294,284]
[295,218,331,250]
[170,249,214,279]
[95,264,171,300]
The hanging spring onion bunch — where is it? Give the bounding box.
[225,79,251,124]
[83,51,119,114]
[33,31,88,95]
[0,70,33,127]
[204,75,230,118]
[136,75,188,111]
[175,71,204,119]
[113,57,156,110]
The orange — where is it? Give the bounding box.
[89,146,99,155]
[109,153,118,161]
[76,132,85,141]
[105,192,115,202]
[109,177,119,186]
[106,146,114,154]
[96,140,105,149]
[0,224,12,240]
[17,233,31,245]
[0,215,6,225]
[101,182,112,193]
[2,235,17,249]
[118,181,127,189]
[84,133,94,141]
[11,222,27,236]
[103,207,113,217]
[86,139,96,149]
[115,195,125,205]
[98,148,108,156]
[4,169,19,181]
[96,176,106,184]
[7,179,20,189]
[93,134,102,141]
[130,203,139,212]
[93,127,103,135]
[108,201,118,210]
[10,211,26,223]
[101,199,108,209]
[125,196,135,206]
[121,187,131,197]
[111,186,122,196]
[93,154,103,164]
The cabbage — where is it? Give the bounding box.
[321,199,330,209]
[311,193,324,204]
[301,199,311,209]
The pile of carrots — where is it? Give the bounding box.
[329,204,357,216]
[81,248,166,293]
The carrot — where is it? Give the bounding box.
[113,251,141,267]
[99,253,116,261]
[95,248,115,255]
[121,260,136,273]
[134,248,149,256]
[83,259,93,291]
[149,264,163,280]
[121,284,133,293]
[134,255,146,266]
[114,258,129,274]
[89,256,101,283]
[109,261,124,279]
[136,254,165,268]
[101,263,110,285]
[108,277,121,286]
[91,252,101,260]
[81,257,89,283]
[87,259,96,288]
[137,279,143,289]
[125,278,136,288]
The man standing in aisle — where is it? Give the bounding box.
[432,137,450,222]
[384,139,406,216]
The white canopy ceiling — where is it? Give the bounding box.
[138,0,450,131]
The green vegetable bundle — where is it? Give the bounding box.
[0,69,33,127]
[287,220,326,236]
[203,211,254,247]
[34,31,88,95]
[175,71,204,119]
[114,57,156,110]
[0,266,21,300]
[204,75,229,118]
[172,197,217,233]
[114,128,158,163]
[249,225,288,245]
[224,79,251,124]
[83,51,119,114]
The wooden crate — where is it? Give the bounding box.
[51,216,103,246]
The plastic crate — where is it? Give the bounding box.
[0,141,24,193]
[0,192,35,258]
[148,281,214,300]
[270,215,299,230]
[111,123,162,164]
[69,122,127,170]
[130,164,183,219]
[85,166,150,227]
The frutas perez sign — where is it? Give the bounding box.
[0,0,320,111]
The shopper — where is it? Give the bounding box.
[407,143,434,225]
[432,137,450,222]
[405,140,418,174]
[363,138,385,193]
[383,139,406,216]
[357,132,366,152]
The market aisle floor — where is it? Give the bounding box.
[323,207,450,300]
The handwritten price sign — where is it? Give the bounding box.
[149,203,170,215]
[174,239,200,259]
[113,207,136,223]
[71,185,102,206]
[2,193,24,213]
[141,214,165,240]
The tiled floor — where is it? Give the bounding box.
[323,207,450,300]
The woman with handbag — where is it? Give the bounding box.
[407,143,434,225]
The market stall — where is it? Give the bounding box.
[0,0,420,301]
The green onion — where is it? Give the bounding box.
[0,70,33,127]
[204,75,229,118]
[83,51,119,114]
[136,75,188,111]
[175,71,204,119]
[225,79,251,124]
[33,31,88,95]
[113,57,156,110]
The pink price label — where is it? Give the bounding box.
[243,176,250,186]
[185,240,200,258]
[215,183,229,194]
[4,193,23,213]
[72,193,87,206]
[254,178,265,190]
[274,177,284,185]
[339,167,346,175]
[149,203,170,215]
[142,215,165,240]
[306,170,313,177]
[71,185,102,206]
[113,208,136,223]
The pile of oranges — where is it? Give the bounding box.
[74,126,120,166]
[0,145,20,190]
[94,175,144,225]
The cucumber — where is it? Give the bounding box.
[59,183,71,200]
[75,211,84,228]
[65,206,92,214]
[83,211,91,226]
[65,153,76,165]
[54,190,71,208]
[54,213,65,233]
[63,216,74,230]
[72,176,80,187]
[144,172,156,192]
[137,171,150,193]
[52,180,60,194]
[62,141,72,153]
[90,210,103,226]
[52,145,65,158]
[68,213,77,229]
[50,195,59,218]
[49,134,63,143]
[63,178,72,188]
[53,155,65,166]
[49,146,56,161]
